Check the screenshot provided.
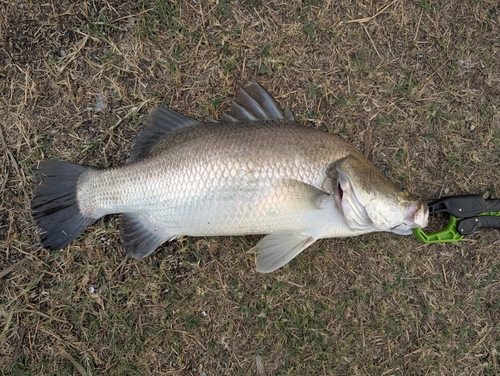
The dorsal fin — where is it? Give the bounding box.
[221,79,295,122]
[130,107,198,161]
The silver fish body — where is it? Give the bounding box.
[79,121,363,240]
[32,80,428,272]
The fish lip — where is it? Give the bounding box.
[414,200,429,228]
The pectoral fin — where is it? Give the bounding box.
[251,234,317,273]
[264,179,329,213]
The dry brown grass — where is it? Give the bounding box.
[1,0,499,375]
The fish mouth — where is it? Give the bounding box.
[391,201,429,235]
[336,173,429,234]
[409,200,429,228]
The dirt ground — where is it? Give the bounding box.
[1,0,499,375]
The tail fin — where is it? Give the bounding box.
[31,160,98,250]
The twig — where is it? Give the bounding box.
[11,327,25,366]
[0,258,28,279]
[345,0,399,24]
[413,8,424,42]
[0,125,12,193]
[61,349,89,376]
[441,264,448,286]
[357,296,366,348]
[363,118,372,159]
[363,25,381,59]
[0,125,29,200]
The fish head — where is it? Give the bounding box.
[333,156,429,235]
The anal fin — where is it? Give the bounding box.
[120,213,172,258]
[251,234,317,273]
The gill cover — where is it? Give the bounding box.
[336,156,428,235]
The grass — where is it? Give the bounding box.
[1,0,500,375]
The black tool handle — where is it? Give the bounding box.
[485,199,500,212]
[429,195,500,217]
[457,216,500,235]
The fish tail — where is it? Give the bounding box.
[31,160,98,250]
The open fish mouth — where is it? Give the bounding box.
[404,200,429,229]
[389,198,429,235]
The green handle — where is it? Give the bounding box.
[412,215,464,243]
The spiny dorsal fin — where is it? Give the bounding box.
[130,107,198,161]
[221,79,295,122]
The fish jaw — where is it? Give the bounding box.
[363,196,429,235]
[400,198,429,231]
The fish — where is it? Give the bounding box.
[31,79,428,273]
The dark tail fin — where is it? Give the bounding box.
[31,160,98,250]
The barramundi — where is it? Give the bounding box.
[31,80,428,273]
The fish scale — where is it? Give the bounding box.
[31,80,428,273]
